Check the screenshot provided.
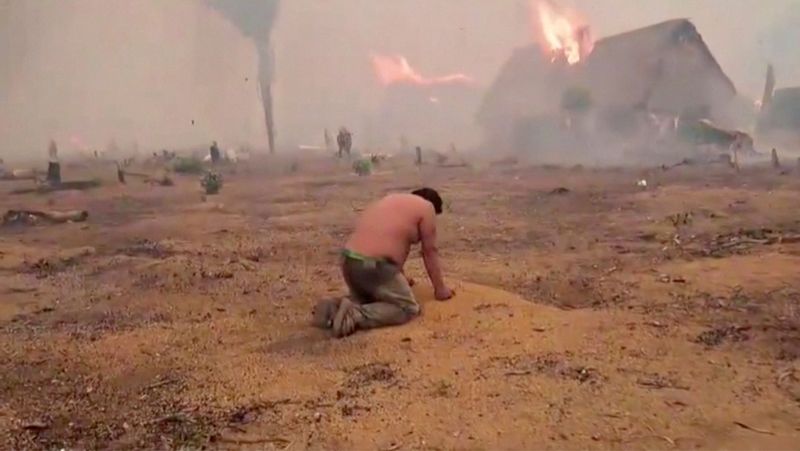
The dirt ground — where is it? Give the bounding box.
[1,155,799,450]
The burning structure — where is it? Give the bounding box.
[479,1,742,161]
[369,55,481,151]
[206,0,280,153]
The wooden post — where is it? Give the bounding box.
[46,161,61,185]
[771,148,780,168]
[117,164,126,184]
[415,147,422,166]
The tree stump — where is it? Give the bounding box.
[46,162,61,185]
[771,148,781,168]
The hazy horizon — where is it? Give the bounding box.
[1,0,798,159]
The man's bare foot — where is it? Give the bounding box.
[332,298,362,338]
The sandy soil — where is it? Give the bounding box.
[1,155,799,450]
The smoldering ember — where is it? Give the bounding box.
[1,1,800,449]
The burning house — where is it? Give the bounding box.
[479,1,742,160]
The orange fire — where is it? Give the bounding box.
[371,54,474,87]
[532,0,593,65]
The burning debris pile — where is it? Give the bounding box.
[369,54,481,152]
[479,1,748,163]
[371,55,474,87]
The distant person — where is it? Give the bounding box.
[209,141,221,164]
[48,139,58,161]
[313,188,455,338]
[324,128,334,153]
[337,127,352,158]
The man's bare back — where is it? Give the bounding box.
[346,193,426,267]
[345,191,453,300]
[312,188,454,338]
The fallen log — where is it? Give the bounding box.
[3,209,89,226]
[121,170,173,186]
[437,163,470,168]
[0,169,41,181]
[11,179,101,195]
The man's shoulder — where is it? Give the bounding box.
[383,193,431,209]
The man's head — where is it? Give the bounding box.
[412,187,443,215]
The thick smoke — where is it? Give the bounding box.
[205,0,280,153]
[273,0,800,152]
[1,1,799,160]
[0,0,266,161]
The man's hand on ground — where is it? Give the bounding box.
[434,286,455,301]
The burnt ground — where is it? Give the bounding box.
[1,156,799,449]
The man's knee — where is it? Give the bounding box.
[405,302,421,317]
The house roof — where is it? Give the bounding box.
[580,19,736,109]
[479,19,738,126]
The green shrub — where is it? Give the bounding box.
[353,158,373,176]
[201,171,223,194]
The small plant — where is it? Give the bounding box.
[172,157,204,174]
[201,171,222,194]
[353,158,373,176]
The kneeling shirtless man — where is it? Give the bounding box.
[313,188,455,337]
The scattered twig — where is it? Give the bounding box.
[733,421,775,435]
[307,401,335,409]
[637,377,690,391]
[143,378,178,391]
[777,368,795,385]
[646,425,675,447]
[21,421,49,431]
[504,370,532,376]
[216,434,291,446]
[147,413,193,425]
[381,442,403,451]
[6,287,37,294]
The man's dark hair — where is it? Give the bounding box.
[412,187,443,215]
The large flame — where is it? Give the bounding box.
[533,0,593,65]
[371,54,474,87]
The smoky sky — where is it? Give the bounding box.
[205,0,279,41]
[206,0,279,152]
[0,0,798,159]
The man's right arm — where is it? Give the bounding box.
[419,210,453,300]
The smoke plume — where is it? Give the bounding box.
[205,0,280,153]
